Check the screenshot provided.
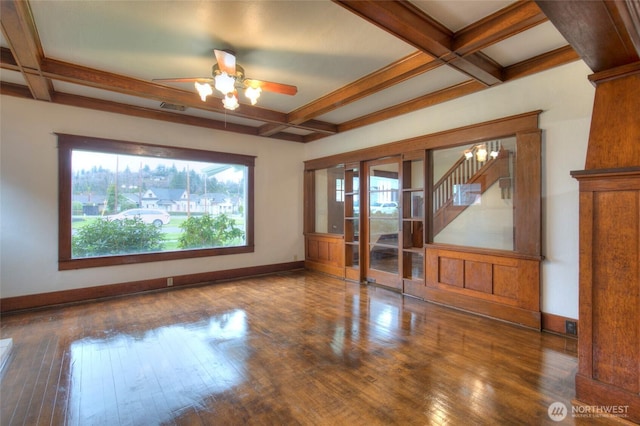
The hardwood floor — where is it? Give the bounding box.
[0,271,621,425]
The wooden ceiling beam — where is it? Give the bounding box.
[535,0,640,72]
[0,0,596,144]
[0,80,32,98]
[0,46,19,69]
[257,122,289,137]
[0,47,337,137]
[258,119,338,138]
[0,81,305,143]
[39,57,288,122]
[0,0,52,101]
[334,0,503,86]
[262,1,549,138]
[286,51,440,125]
[334,0,453,54]
[339,80,487,133]
[258,51,439,136]
[339,43,580,133]
[0,52,334,134]
[503,45,580,81]
[607,0,640,57]
[454,0,548,55]
[258,52,440,137]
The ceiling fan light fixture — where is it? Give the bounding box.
[214,72,236,95]
[156,50,295,110]
[245,86,261,105]
[222,92,240,110]
[194,82,213,102]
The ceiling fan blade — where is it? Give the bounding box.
[244,79,298,96]
[214,49,236,75]
[153,77,213,84]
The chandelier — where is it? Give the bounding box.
[464,143,500,162]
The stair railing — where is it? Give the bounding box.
[433,140,502,214]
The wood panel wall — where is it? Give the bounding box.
[424,245,541,329]
[305,234,345,278]
[571,65,640,423]
[572,169,640,422]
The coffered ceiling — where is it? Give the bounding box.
[1,1,638,143]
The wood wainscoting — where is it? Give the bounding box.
[304,233,345,278]
[423,245,542,329]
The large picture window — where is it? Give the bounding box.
[58,134,254,270]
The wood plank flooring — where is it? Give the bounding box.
[0,271,621,425]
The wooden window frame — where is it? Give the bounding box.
[57,133,255,270]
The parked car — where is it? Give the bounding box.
[370,201,398,214]
[106,208,170,226]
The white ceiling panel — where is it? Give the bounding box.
[411,0,516,31]
[29,0,416,111]
[0,68,26,85]
[482,21,569,67]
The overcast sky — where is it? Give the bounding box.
[72,151,242,182]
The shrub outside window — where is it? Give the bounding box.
[58,134,254,270]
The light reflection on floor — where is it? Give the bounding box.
[0,273,593,425]
[67,310,247,425]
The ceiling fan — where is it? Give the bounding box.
[153,49,297,111]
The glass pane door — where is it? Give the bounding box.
[366,158,401,289]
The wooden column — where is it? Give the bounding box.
[571,65,640,423]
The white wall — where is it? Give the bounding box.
[304,61,595,319]
[0,96,305,298]
[1,60,595,319]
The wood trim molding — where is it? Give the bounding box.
[541,312,578,337]
[0,261,305,313]
[424,287,541,329]
[305,110,541,171]
[576,374,640,423]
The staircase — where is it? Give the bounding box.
[433,141,511,235]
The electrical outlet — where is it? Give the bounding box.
[294,255,298,261]
[565,320,577,336]
[167,277,173,287]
